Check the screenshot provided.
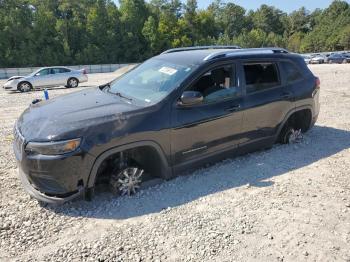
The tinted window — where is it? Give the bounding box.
[60,68,70,73]
[280,61,303,82]
[244,63,279,93]
[36,69,50,76]
[189,65,238,103]
[51,68,61,74]
[51,68,70,74]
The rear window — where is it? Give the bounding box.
[280,61,303,83]
[243,62,280,93]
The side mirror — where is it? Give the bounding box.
[179,91,203,106]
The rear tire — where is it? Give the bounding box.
[18,81,32,92]
[67,77,79,88]
[280,126,294,144]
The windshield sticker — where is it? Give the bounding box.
[159,67,177,75]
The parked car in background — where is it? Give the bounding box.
[2,67,88,92]
[325,53,350,64]
[302,55,312,64]
[13,46,320,203]
[309,55,325,64]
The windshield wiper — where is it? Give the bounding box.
[103,84,132,101]
[114,92,133,101]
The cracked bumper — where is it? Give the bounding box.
[18,166,84,204]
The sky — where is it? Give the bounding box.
[195,0,347,13]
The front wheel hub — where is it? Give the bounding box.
[110,167,144,196]
[287,128,303,144]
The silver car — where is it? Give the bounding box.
[2,67,88,92]
[309,55,325,64]
[302,55,312,64]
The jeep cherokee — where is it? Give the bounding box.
[13,46,320,203]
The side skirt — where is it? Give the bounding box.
[173,136,275,177]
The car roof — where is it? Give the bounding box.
[155,47,295,66]
[38,66,71,70]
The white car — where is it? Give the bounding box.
[309,55,325,64]
[2,67,88,92]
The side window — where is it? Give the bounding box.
[36,69,50,76]
[243,62,280,94]
[189,65,238,103]
[280,61,303,83]
[60,68,70,73]
[51,68,61,74]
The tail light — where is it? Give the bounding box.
[83,68,87,75]
[315,77,320,89]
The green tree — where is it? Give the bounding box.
[0,0,34,66]
[249,5,286,35]
[119,0,148,61]
[1,0,350,67]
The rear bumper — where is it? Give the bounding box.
[79,75,88,83]
[18,167,84,204]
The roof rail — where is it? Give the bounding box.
[204,47,289,61]
[161,45,241,54]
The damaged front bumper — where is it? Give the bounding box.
[18,167,84,204]
[13,124,95,204]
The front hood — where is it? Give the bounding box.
[17,87,141,141]
[7,76,25,81]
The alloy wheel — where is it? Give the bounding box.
[287,128,303,144]
[69,78,78,88]
[110,167,144,196]
[20,82,31,92]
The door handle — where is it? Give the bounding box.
[280,92,292,99]
[225,104,241,112]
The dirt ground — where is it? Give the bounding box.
[0,64,349,261]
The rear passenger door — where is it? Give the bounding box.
[239,60,294,144]
[49,68,69,86]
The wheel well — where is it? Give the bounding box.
[284,109,312,132]
[94,146,163,185]
[17,81,32,89]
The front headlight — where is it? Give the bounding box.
[25,138,81,155]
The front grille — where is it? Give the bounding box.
[13,123,25,155]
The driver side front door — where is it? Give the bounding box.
[31,68,51,87]
[171,63,244,172]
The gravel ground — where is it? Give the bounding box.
[0,64,350,262]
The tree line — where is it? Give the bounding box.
[0,0,349,67]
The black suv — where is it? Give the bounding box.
[13,46,320,203]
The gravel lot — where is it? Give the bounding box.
[0,64,350,262]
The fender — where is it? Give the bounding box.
[274,104,314,141]
[86,140,172,188]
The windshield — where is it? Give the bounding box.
[108,59,197,105]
